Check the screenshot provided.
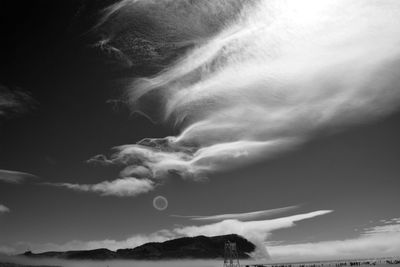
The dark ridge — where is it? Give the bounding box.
[21,234,255,260]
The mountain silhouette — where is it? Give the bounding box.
[22,234,255,260]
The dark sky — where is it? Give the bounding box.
[0,0,399,262]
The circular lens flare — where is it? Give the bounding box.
[153,195,168,211]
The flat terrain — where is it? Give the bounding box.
[0,263,60,267]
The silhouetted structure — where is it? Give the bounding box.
[224,241,241,267]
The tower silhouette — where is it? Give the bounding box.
[223,241,241,267]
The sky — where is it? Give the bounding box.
[0,0,400,263]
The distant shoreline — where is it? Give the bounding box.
[0,262,60,267]
[243,257,400,267]
[0,256,399,267]
[259,256,400,266]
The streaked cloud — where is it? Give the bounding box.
[362,223,400,235]
[0,84,34,119]
[269,220,400,261]
[171,205,299,222]
[170,211,332,238]
[378,218,400,224]
[48,177,155,197]
[172,210,332,258]
[0,204,10,213]
[91,0,400,191]
[0,169,38,184]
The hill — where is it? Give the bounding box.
[22,234,255,260]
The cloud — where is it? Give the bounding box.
[0,245,15,255]
[48,177,155,197]
[95,0,247,68]
[0,84,34,119]
[0,204,10,213]
[171,205,299,221]
[362,223,400,235]
[19,210,331,259]
[269,221,400,262]
[378,218,400,225]
[171,210,332,258]
[91,0,400,189]
[0,169,38,184]
[172,210,332,238]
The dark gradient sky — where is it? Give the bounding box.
[0,0,399,261]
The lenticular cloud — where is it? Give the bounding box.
[96,0,400,182]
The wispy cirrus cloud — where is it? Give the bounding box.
[48,177,155,197]
[171,205,299,222]
[0,84,34,119]
[87,0,400,194]
[0,169,37,184]
[0,204,10,213]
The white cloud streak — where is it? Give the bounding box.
[0,84,34,119]
[48,177,155,197]
[269,221,400,262]
[172,210,332,258]
[91,0,400,188]
[0,204,10,213]
[171,211,332,238]
[171,205,299,222]
[362,223,400,235]
[0,169,37,184]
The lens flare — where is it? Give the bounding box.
[153,195,168,211]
